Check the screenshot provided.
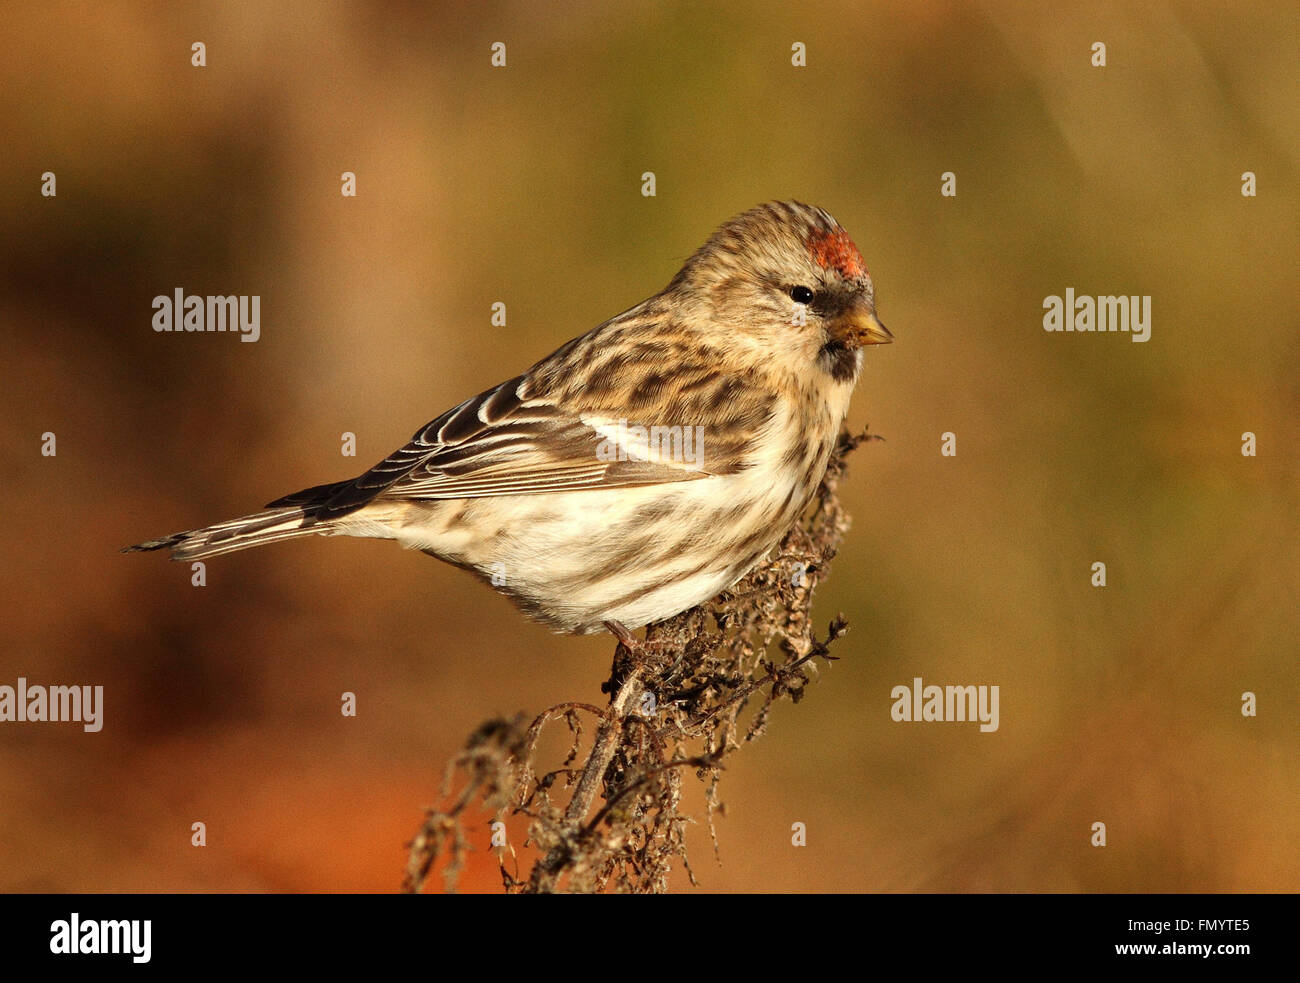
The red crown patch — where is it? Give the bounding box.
[808,228,867,279]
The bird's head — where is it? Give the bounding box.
[668,201,892,382]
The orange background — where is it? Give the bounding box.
[1,0,1296,892]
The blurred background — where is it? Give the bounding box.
[1,0,1297,892]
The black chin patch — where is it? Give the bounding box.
[818,340,861,382]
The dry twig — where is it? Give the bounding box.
[403,428,878,894]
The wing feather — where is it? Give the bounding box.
[275,314,776,519]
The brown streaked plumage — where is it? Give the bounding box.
[125,201,892,635]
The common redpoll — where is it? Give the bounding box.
[126,201,892,636]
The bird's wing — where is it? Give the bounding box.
[269,333,776,519]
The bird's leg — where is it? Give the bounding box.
[601,620,682,697]
[603,620,681,663]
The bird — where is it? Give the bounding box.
[125,201,892,642]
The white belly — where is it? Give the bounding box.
[354,381,854,633]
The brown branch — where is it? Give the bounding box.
[525,665,645,893]
[403,427,876,894]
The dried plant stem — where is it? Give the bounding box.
[562,666,643,827]
[527,665,644,892]
[403,427,878,894]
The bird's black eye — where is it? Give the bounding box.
[790,285,814,305]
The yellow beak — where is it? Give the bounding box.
[833,302,894,347]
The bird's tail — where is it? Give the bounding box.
[122,506,333,562]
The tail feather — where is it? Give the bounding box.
[123,506,333,562]
[264,479,353,509]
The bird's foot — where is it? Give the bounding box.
[603,620,681,663]
[601,620,682,697]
